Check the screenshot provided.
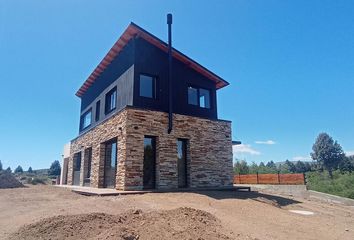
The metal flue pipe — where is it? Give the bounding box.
[167,13,173,134]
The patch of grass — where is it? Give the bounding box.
[306,170,354,199]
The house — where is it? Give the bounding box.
[61,21,233,190]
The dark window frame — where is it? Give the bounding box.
[105,87,117,115]
[187,85,212,109]
[80,108,92,131]
[139,73,158,99]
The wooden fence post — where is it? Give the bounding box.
[256,172,259,184]
[303,173,306,185]
[277,171,280,184]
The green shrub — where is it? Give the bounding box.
[306,170,354,199]
[26,176,48,185]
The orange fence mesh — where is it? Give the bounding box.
[234,173,305,185]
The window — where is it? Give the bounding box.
[177,139,188,188]
[74,152,81,172]
[105,87,117,114]
[188,87,198,105]
[187,86,211,109]
[139,74,156,98]
[103,138,118,188]
[80,109,92,130]
[199,88,210,108]
[143,136,156,189]
[95,100,100,122]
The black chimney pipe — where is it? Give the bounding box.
[167,13,173,134]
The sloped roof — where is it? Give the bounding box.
[76,22,229,97]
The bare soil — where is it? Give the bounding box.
[0,185,353,240]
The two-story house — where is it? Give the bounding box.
[61,21,233,190]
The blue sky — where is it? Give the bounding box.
[0,0,353,170]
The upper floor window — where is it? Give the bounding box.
[199,88,210,108]
[80,109,92,130]
[139,74,156,98]
[188,87,198,105]
[105,87,117,114]
[187,86,211,109]
[95,100,100,122]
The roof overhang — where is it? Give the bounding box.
[76,22,229,98]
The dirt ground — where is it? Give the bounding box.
[0,185,353,240]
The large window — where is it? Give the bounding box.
[105,87,117,114]
[139,74,156,98]
[187,86,211,109]
[80,109,92,130]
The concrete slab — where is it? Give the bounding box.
[57,185,244,196]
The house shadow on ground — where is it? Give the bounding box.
[192,190,301,207]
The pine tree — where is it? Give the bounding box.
[311,133,345,178]
[14,165,23,173]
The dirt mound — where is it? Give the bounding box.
[0,171,24,189]
[9,207,233,240]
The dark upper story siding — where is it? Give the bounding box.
[78,36,221,134]
[80,39,135,111]
[133,37,218,119]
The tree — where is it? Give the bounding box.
[338,157,354,173]
[28,167,33,173]
[49,160,61,176]
[304,162,313,172]
[0,160,2,171]
[249,162,258,174]
[234,160,249,174]
[311,133,345,178]
[295,161,307,173]
[266,161,277,173]
[258,161,270,173]
[6,167,12,173]
[14,165,23,173]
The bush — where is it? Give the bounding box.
[306,170,354,199]
[26,176,48,185]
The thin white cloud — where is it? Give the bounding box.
[346,151,354,156]
[233,144,261,155]
[292,156,312,161]
[255,140,276,145]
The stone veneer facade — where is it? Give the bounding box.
[67,106,233,190]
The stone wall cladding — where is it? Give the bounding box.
[67,106,233,190]
[68,110,128,188]
[125,108,233,189]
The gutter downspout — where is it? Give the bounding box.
[167,13,173,134]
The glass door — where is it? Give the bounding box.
[177,139,188,188]
[104,139,118,188]
[143,136,156,189]
[73,152,81,186]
